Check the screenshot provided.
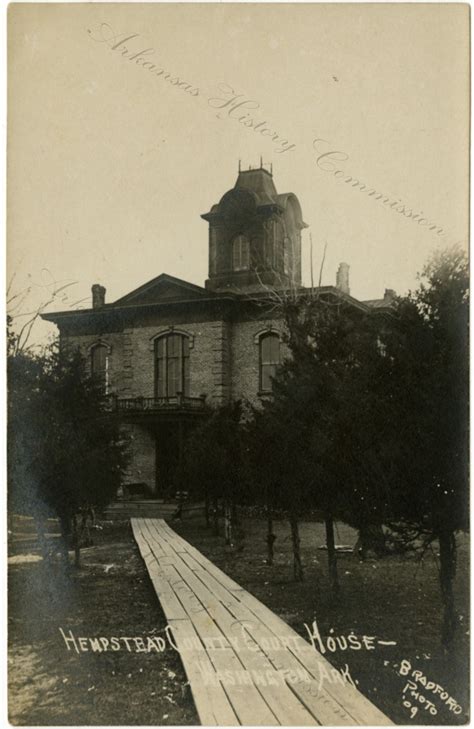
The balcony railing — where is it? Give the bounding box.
[108,394,206,414]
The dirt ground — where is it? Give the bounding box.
[8,520,198,726]
[8,515,469,726]
[174,516,470,725]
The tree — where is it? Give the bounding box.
[245,290,397,590]
[238,245,467,639]
[7,270,83,355]
[246,295,368,585]
[274,295,382,589]
[244,398,309,578]
[179,401,245,544]
[8,334,129,567]
[243,407,285,566]
[380,245,469,645]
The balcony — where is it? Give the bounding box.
[106,393,207,420]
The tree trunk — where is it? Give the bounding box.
[439,529,457,646]
[212,497,219,536]
[224,501,232,545]
[72,514,81,568]
[325,514,340,595]
[58,514,71,568]
[34,514,49,562]
[204,488,210,528]
[289,516,304,581]
[81,509,93,547]
[231,503,244,551]
[266,509,276,565]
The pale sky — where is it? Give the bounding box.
[8,3,469,344]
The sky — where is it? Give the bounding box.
[8,3,469,345]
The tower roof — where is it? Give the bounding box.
[201,166,307,228]
[234,167,278,206]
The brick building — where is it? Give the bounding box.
[43,166,393,497]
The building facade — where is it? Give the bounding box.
[43,166,393,497]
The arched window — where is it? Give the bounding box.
[232,234,250,271]
[91,343,108,393]
[283,237,291,275]
[155,333,190,398]
[259,333,280,392]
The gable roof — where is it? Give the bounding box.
[113,273,210,306]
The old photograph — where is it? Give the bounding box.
[7,3,469,725]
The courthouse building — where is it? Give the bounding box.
[43,166,394,497]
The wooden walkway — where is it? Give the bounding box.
[132,518,392,726]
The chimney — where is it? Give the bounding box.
[92,284,106,308]
[384,288,396,303]
[336,262,350,295]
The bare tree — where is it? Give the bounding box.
[7,268,86,353]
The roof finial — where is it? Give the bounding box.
[238,159,241,172]
[260,155,263,168]
[270,162,273,175]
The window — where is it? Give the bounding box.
[271,219,284,270]
[263,235,273,269]
[156,333,190,398]
[232,234,250,271]
[91,343,108,393]
[260,333,280,392]
[209,229,217,275]
[283,237,291,275]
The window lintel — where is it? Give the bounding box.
[149,328,194,352]
[87,339,112,355]
[253,328,281,345]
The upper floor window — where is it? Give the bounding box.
[273,220,284,269]
[91,343,108,393]
[232,234,250,271]
[283,237,291,275]
[156,333,190,398]
[209,228,217,275]
[260,333,280,392]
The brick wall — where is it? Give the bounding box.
[61,331,129,397]
[61,319,227,402]
[59,304,289,493]
[61,308,291,405]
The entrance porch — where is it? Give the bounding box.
[113,395,207,499]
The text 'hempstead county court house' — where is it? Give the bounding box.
[43,165,394,498]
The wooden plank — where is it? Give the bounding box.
[154,529,356,724]
[167,619,239,727]
[176,549,360,725]
[192,552,388,725]
[142,520,357,725]
[132,521,188,620]
[149,518,193,554]
[228,589,391,726]
[143,522,371,723]
[134,519,279,725]
[167,553,318,725]
[159,563,279,726]
[142,518,175,556]
[158,524,390,725]
[133,518,392,726]
[138,521,166,559]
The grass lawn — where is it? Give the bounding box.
[8,520,198,726]
[174,515,470,725]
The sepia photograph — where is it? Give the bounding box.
[7,3,470,726]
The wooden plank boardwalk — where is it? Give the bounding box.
[132,517,392,726]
